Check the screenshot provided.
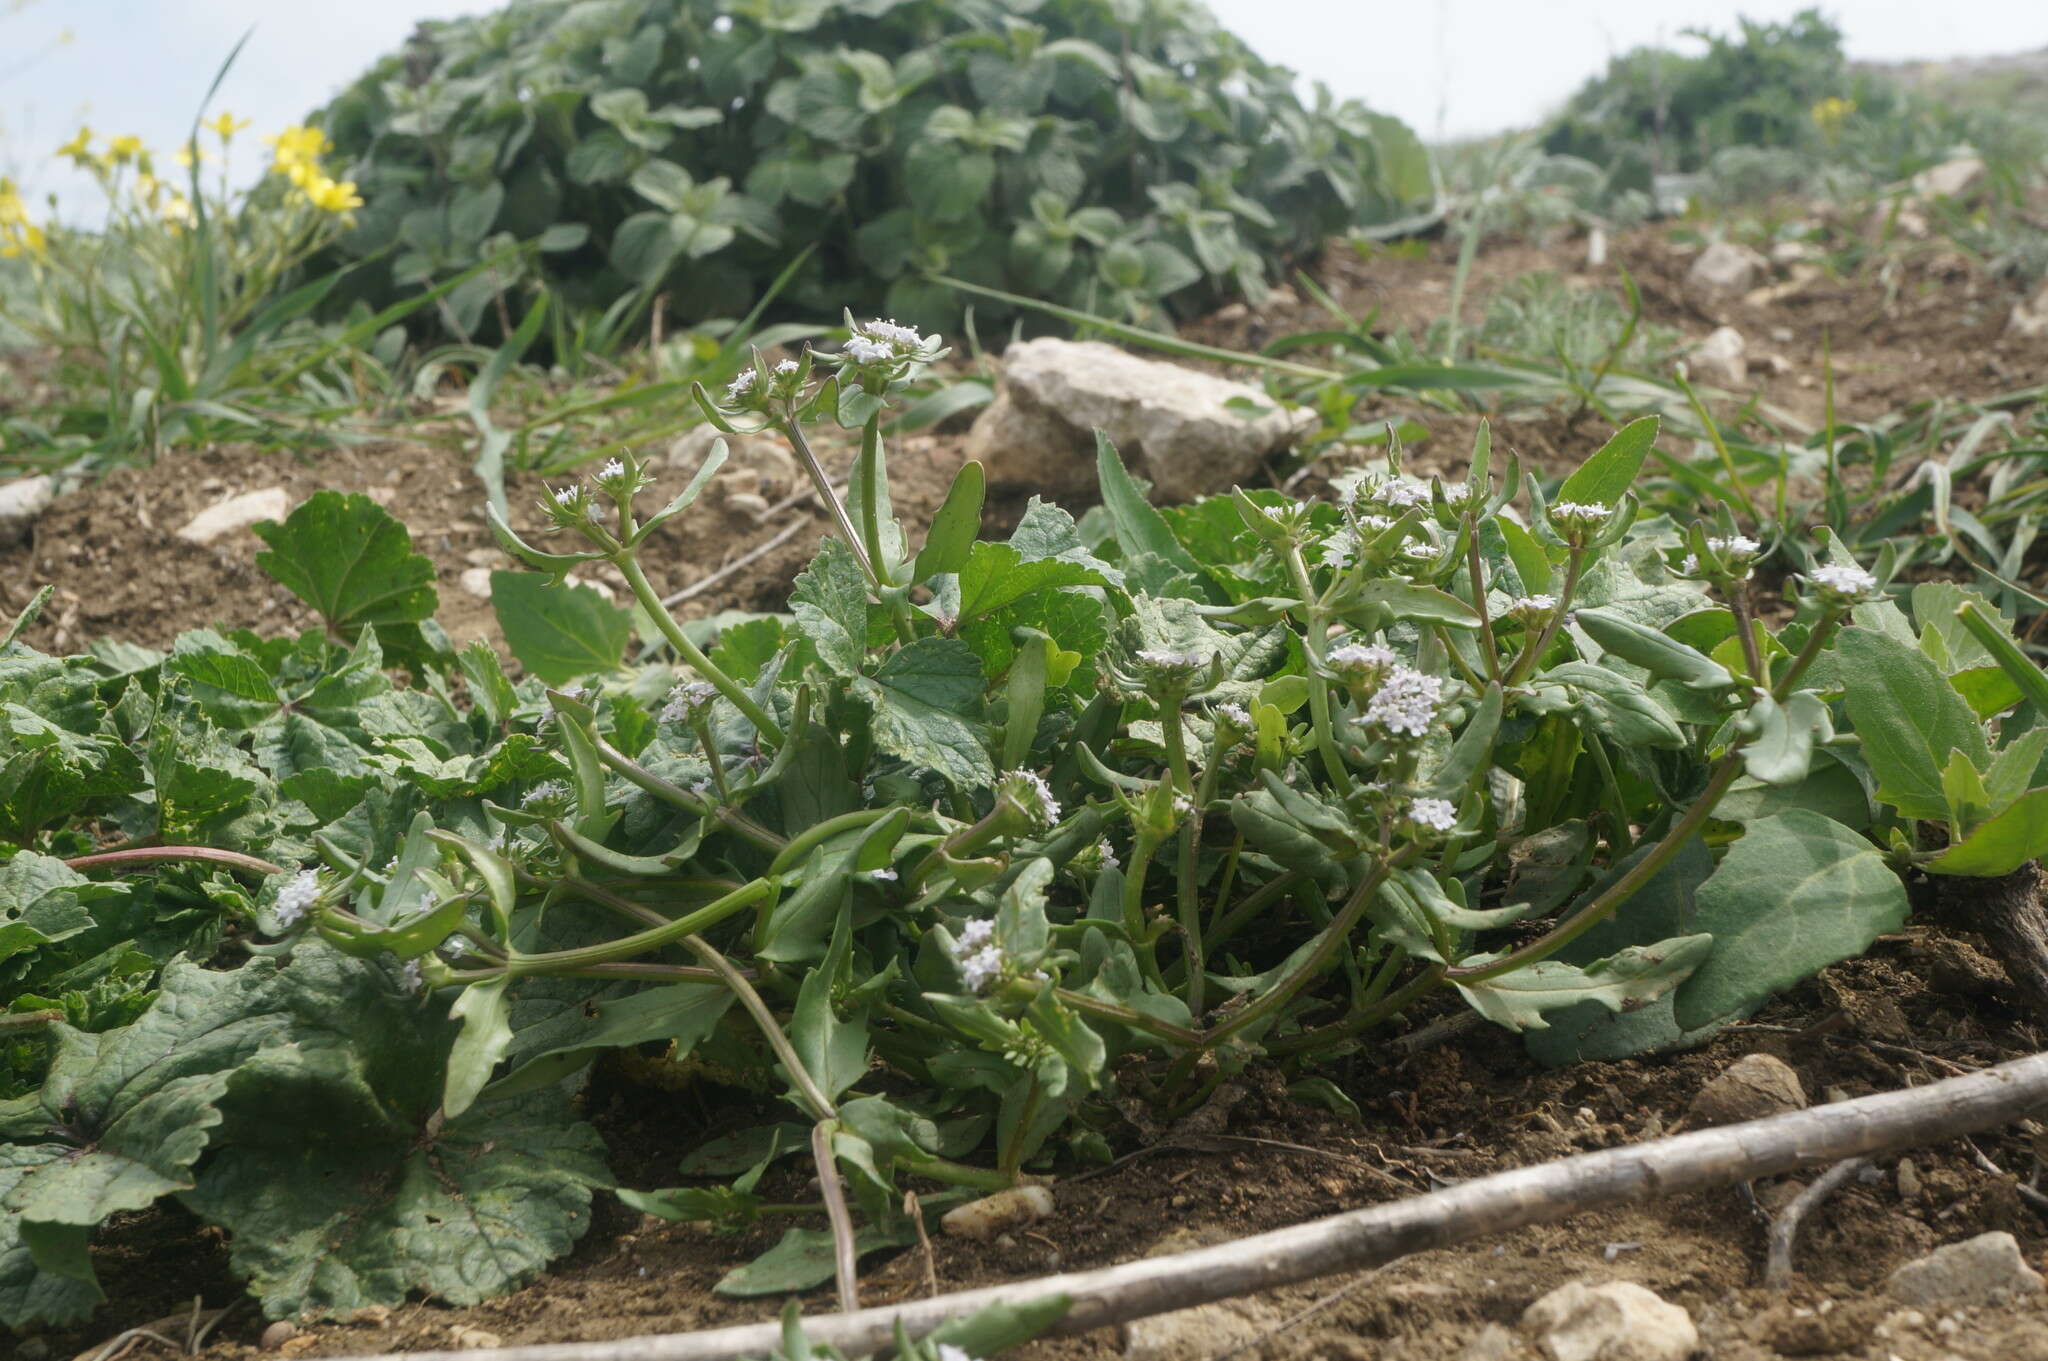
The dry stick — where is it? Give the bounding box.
[336,1051,2048,1361]
[1763,1156,1868,1289]
[659,516,810,608]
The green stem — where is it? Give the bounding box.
[0,1009,63,1032]
[1463,522,1502,681]
[1206,869,1309,955]
[1052,986,1202,1048]
[615,554,785,744]
[1447,754,1745,983]
[780,414,881,589]
[1121,831,1171,990]
[1504,547,1586,686]
[505,878,772,973]
[1265,961,1445,1057]
[769,808,902,877]
[1773,605,1843,701]
[584,729,785,852]
[1282,542,1356,796]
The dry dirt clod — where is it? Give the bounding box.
[459,566,495,600]
[1687,325,1748,388]
[1521,1279,1697,1361]
[349,1304,394,1326]
[1886,1231,2047,1309]
[1898,1157,1923,1201]
[1687,240,1768,296]
[0,474,56,547]
[176,486,291,545]
[1120,1298,1281,1360]
[260,1320,299,1350]
[449,1325,504,1349]
[1687,1052,1806,1127]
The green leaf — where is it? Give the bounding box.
[490,572,632,685]
[790,911,870,1110]
[443,978,514,1120]
[790,538,870,676]
[1455,934,1713,1031]
[957,542,1107,624]
[1672,810,1909,1031]
[1928,788,2048,877]
[254,491,438,636]
[1557,415,1658,508]
[1094,432,1206,582]
[714,1223,918,1297]
[183,945,609,1321]
[1836,626,1990,821]
[1525,662,1684,749]
[491,979,734,1099]
[1355,579,1480,628]
[0,1147,103,1327]
[1740,691,1833,788]
[913,461,986,582]
[855,638,993,788]
[1576,607,1733,689]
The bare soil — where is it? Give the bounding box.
[14,225,2048,1361]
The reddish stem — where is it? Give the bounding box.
[63,846,285,877]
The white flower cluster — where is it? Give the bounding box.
[1406,796,1458,832]
[1355,476,1429,510]
[1327,641,1397,673]
[1440,483,1476,506]
[1095,838,1120,871]
[1364,666,1444,739]
[660,680,719,725]
[866,867,899,882]
[1681,535,1763,577]
[273,869,322,927]
[842,335,892,364]
[774,358,800,375]
[858,318,928,349]
[726,368,758,401]
[1400,541,1437,562]
[597,457,625,481]
[1316,516,1396,570]
[1549,500,1612,526]
[1215,702,1251,728]
[522,780,570,807]
[1136,647,1212,674]
[952,918,1005,993]
[1506,593,1559,618]
[400,960,424,995]
[1000,769,1061,831]
[1807,563,1880,602]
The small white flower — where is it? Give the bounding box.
[842,335,893,364]
[1364,666,1444,739]
[1000,769,1061,831]
[1440,483,1475,505]
[774,358,800,375]
[1216,702,1251,728]
[1807,563,1879,601]
[858,318,929,350]
[1406,797,1458,832]
[522,780,570,807]
[400,960,424,994]
[1327,642,1398,673]
[552,486,578,508]
[597,457,625,481]
[1136,648,1212,672]
[1679,553,1701,575]
[690,778,713,797]
[273,869,322,927]
[1549,500,1611,525]
[959,945,1005,992]
[1401,541,1437,561]
[1096,838,1120,871]
[866,867,899,882]
[1368,478,1429,510]
[956,918,996,952]
[1508,594,1558,614]
[726,368,758,401]
[1708,534,1761,558]
[1317,533,1355,570]
[660,680,719,724]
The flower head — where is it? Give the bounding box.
[1134,648,1214,682]
[273,869,323,927]
[107,134,145,164]
[400,960,424,994]
[522,779,571,808]
[774,358,800,375]
[303,175,364,214]
[999,769,1061,832]
[1215,702,1252,729]
[1327,642,1398,676]
[725,368,758,403]
[857,318,930,351]
[1548,500,1611,526]
[56,127,92,163]
[1805,563,1879,604]
[1405,797,1458,833]
[206,112,251,142]
[660,680,719,725]
[842,335,892,365]
[1364,666,1444,740]
[266,123,332,174]
[1503,594,1558,625]
[950,919,1005,993]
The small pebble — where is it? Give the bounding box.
[1687,1053,1806,1127]
[450,1325,503,1349]
[1898,1158,1923,1200]
[261,1321,299,1350]
[352,1304,394,1326]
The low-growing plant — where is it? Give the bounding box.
[313,0,1433,339]
[9,320,2048,1331]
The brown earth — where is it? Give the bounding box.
[14,225,2048,1361]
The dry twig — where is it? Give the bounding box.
[1763,1156,1868,1288]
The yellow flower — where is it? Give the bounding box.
[107,134,145,164]
[303,174,364,215]
[56,126,92,163]
[205,112,250,142]
[265,123,332,174]
[135,172,164,206]
[1811,96,1856,145]
[0,179,25,227]
[286,161,314,189]
[162,195,196,228]
[1,222,46,259]
[172,141,210,169]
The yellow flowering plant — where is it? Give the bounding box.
[0,112,381,461]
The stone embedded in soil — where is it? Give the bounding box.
[1913,156,1987,202]
[1886,1230,2047,1309]
[965,337,1318,503]
[1522,1279,1697,1361]
[1687,241,1768,296]
[260,1321,299,1350]
[460,567,495,600]
[1687,326,1749,388]
[940,1183,1054,1241]
[1686,1052,1806,1127]
[176,487,291,545]
[2009,278,2048,340]
[449,1325,504,1349]
[0,473,55,547]
[1457,1323,1527,1361]
[1121,1298,1282,1361]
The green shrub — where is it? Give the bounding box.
[314,0,1433,339]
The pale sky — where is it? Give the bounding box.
[4,1,2044,212]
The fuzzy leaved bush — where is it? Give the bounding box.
[11,325,2048,1329]
[312,0,1433,337]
